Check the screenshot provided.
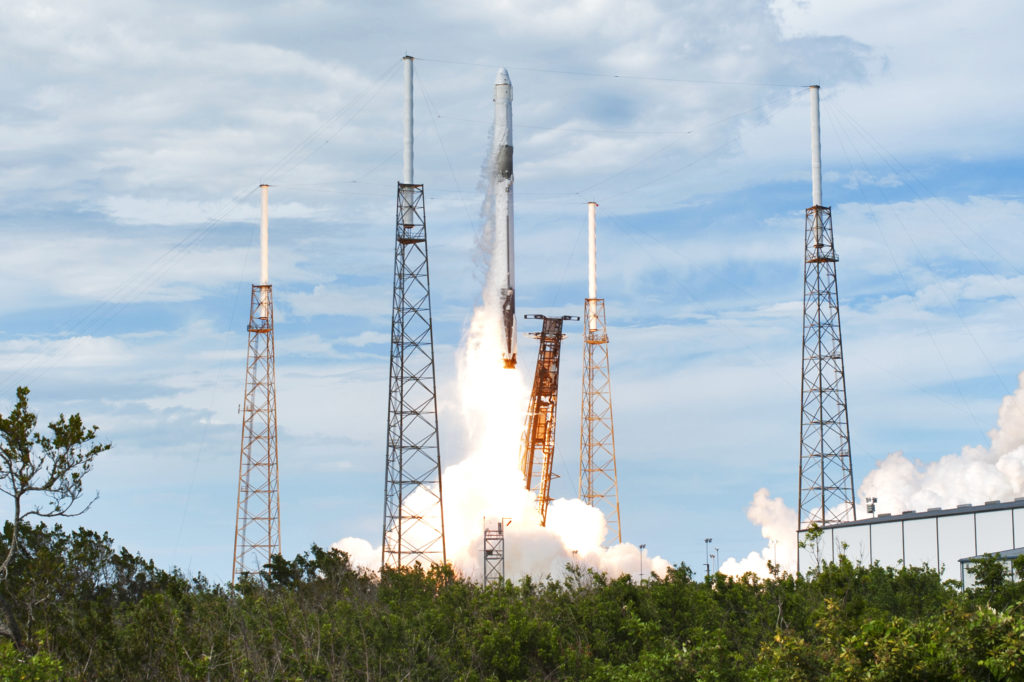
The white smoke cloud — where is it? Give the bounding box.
[721,372,1024,579]
[719,488,797,578]
[859,372,1024,513]
[333,286,670,582]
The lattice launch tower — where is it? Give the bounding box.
[382,56,446,569]
[798,85,856,532]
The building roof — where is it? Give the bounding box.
[800,497,1024,531]
[958,547,1024,565]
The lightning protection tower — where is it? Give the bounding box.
[520,314,578,526]
[233,184,281,582]
[579,202,622,544]
[382,56,446,569]
[798,85,856,535]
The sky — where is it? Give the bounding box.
[2,0,1024,583]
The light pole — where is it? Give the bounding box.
[704,538,712,579]
[715,547,720,574]
[639,543,647,584]
[866,497,878,518]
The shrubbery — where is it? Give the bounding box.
[2,522,1023,680]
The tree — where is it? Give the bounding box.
[0,387,109,642]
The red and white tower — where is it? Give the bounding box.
[232,184,281,581]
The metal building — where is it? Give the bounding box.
[959,547,1024,589]
[797,498,1024,582]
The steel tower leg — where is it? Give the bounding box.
[382,182,446,569]
[798,206,856,531]
[232,284,281,581]
[579,298,622,544]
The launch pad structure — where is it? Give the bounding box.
[232,184,281,582]
[382,56,447,569]
[483,519,507,586]
[797,85,856,535]
[520,314,578,526]
[579,202,622,544]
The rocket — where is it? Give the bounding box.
[494,68,517,369]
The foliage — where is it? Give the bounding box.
[0,387,109,644]
[0,640,62,681]
[3,522,1024,680]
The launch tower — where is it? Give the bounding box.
[520,314,578,526]
[579,202,622,544]
[798,85,856,532]
[382,56,447,569]
[232,184,281,581]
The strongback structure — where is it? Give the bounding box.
[520,314,578,526]
[483,520,506,586]
[579,202,622,544]
[798,85,856,534]
[382,56,446,569]
[233,184,281,582]
[796,498,1024,584]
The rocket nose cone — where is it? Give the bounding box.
[495,67,511,86]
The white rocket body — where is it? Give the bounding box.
[494,68,517,369]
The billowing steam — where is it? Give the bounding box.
[718,488,797,578]
[333,128,669,582]
[721,372,1024,578]
[858,374,1024,512]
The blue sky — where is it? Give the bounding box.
[2,0,1024,581]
